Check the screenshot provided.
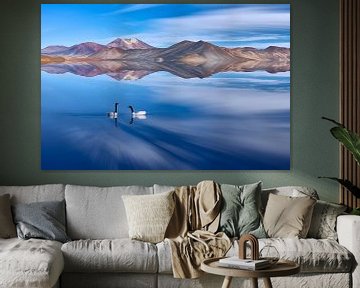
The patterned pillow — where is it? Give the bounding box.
[122,191,175,243]
[307,200,347,240]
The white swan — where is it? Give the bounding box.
[107,103,119,119]
[128,105,147,116]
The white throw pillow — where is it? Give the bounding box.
[122,191,175,243]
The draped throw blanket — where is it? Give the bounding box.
[165,181,231,278]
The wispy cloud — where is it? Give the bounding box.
[103,4,164,16]
[117,5,290,47]
[42,4,290,49]
[150,6,289,35]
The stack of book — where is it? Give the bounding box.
[218,257,271,270]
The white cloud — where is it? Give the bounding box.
[64,5,290,48]
[150,6,289,35]
[116,6,290,47]
[103,4,164,16]
[242,42,290,49]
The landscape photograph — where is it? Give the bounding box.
[41,4,290,170]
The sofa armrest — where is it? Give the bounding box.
[337,215,360,288]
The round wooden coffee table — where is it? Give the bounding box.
[201,257,300,288]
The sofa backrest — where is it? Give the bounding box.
[0,184,320,240]
[65,184,153,240]
[0,184,65,204]
[261,186,319,212]
[154,184,320,211]
[153,184,176,194]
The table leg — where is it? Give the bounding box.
[251,278,258,288]
[221,276,233,288]
[263,277,273,288]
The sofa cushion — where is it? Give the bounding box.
[0,238,64,288]
[0,184,65,204]
[61,273,157,288]
[61,239,158,273]
[157,240,173,274]
[264,238,354,273]
[157,238,353,274]
[235,238,353,273]
[65,185,153,239]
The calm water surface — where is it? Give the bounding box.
[41,70,290,170]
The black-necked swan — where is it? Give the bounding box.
[128,105,147,116]
[107,103,119,119]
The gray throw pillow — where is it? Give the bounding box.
[0,194,16,238]
[307,200,347,240]
[218,182,266,238]
[12,200,70,243]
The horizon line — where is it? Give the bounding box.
[41,38,290,50]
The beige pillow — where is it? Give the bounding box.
[0,194,16,238]
[263,193,316,238]
[122,191,175,243]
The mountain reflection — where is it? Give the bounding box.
[41,40,290,80]
[41,59,290,81]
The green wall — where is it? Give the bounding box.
[0,0,340,202]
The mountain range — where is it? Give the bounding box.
[41,38,154,57]
[41,38,290,80]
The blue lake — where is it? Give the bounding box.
[41,69,290,170]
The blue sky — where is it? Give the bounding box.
[41,4,290,49]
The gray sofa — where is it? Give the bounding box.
[0,184,359,288]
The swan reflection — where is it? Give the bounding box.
[107,102,119,119]
[106,103,148,126]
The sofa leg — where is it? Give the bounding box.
[251,278,258,288]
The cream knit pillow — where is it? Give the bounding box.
[122,191,175,243]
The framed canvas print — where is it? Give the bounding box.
[41,4,290,170]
